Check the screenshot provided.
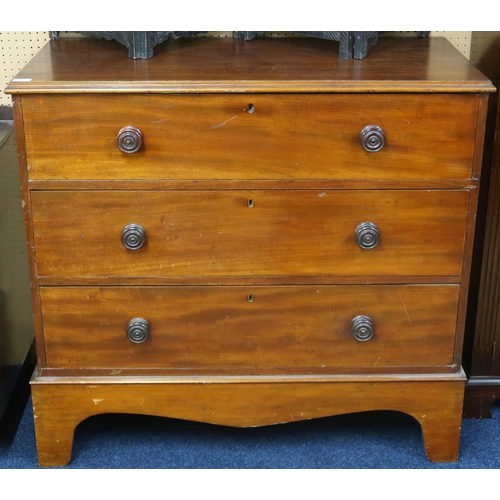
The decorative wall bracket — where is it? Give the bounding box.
[50,31,430,60]
[50,31,208,59]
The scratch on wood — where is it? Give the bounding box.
[93,399,104,405]
[211,116,237,129]
[398,292,412,324]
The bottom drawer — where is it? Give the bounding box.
[40,285,459,371]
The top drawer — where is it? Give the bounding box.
[21,93,478,182]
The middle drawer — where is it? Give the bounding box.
[31,189,468,279]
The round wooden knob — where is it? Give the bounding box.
[117,126,143,154]
[126,318,150,344]
[360,125,385,152]
[355,222,380,250]
[350,315,375,342]
[121,224,147,250]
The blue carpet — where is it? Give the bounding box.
[1,396,499,468]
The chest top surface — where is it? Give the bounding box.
[5,36,495,95]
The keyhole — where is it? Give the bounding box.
[248,199,254,208]
[248,294,254,303]
[248,103,255,114]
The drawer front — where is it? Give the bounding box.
[22,94,478,181]
[31,190,469,279]
[40,285,459,370]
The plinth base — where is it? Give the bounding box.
[30,371,465,466]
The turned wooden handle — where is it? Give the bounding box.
[360,125,385,152]
[117,126,143,153]
[126,318,150,344]
[355,222,380,250]
[350,315,375,342]
[121,224,147,250]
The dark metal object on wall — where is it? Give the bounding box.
[49,31,430,60]
[50,31,208,59]
[234,31,431,59]
[234,31,358,59]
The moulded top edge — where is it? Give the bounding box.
[4,36,495,95]
[5,80,496,94]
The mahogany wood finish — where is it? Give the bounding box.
[6,37,492,94]
[40,285,459,370]
[31,373,466,467]
[22,93,478,182]
[6,36,494,466]
[31,190,468,280]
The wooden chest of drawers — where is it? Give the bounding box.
[6,35,494,466]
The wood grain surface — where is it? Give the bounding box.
[8,36,489,465]
[5,37,494,94]
[30,372,466,466]
[21,93,479,181]
[30,189,469,280]
[40,285,460,370]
